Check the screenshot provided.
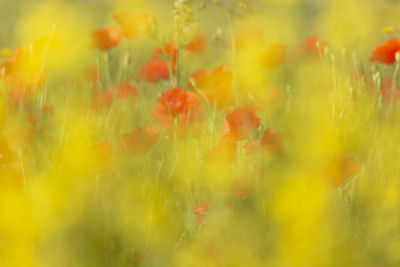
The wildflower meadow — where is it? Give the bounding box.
[1,0,400,266]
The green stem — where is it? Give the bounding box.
[390,53,400,111]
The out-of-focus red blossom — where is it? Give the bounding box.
[118,126,160,156]
[327,156,359,187]
[92,27,122,51]
[370,39,400,65]
[113,11,155,40]
[185,34,206,54]
[222,105,260,140]
[152,88,203,128]
[188,65,232,107]
[261,43,286,68]
[137,57,171,83]
[297,36,326,58]
[137,251,151,262]
[261,129,283,156]
[244,129,283,156]
[92,82,138,110]
[116,81,138,99]
[193,201,212,224]
[380,78,400,105]
[205,135,237,165]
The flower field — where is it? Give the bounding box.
[1,0,400,266]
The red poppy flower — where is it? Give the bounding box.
[370,38,400,65]
[222,105,260,140]
[118,126,160,156]
[92,27,122,51]
[205,135,237,165]
[298,36,326,58]
[113,11,156,40]
[137,57,170,83]
[159,87,188,116]
[193,201,212,224]
[188,65,232,106]
[185,34,206,54]
[152,88,203,128]
[327,156,359,187]
[261,43,286,68]
[116,81,138,99]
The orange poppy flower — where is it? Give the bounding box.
[92,26,122,51]
[152,88,203,128]
[327,156,359,187]
[193,201,212,224]
[185,34,206,54]
[370,38,400,65]
[222,105,260,140]
[116,81,138,99]
[118,126,160,156]
[260,43,286,68]
[113,11,156,40]
[188,65,232,106]
[205,135,237,165]
[137,57,171,83]
[298,35,326,58]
